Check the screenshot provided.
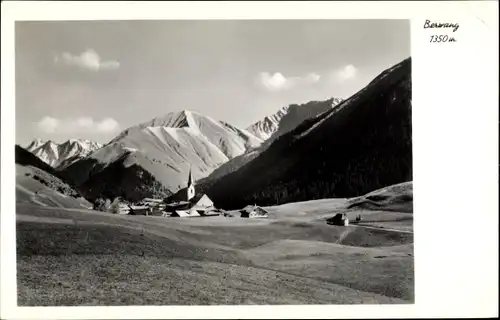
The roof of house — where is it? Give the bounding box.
[172,210,190,217]
[241,205,269,214]
[165,200,190,207]
[142,198,164,203]
[166,193,213,206]
[129,205,150,210]
[190,193,211,204]
[201,211,220,216]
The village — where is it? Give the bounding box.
[95,169,270,219]
[92,168,367,225]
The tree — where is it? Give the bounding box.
[104,199,111,212]
[109,197,121,214]
[93,198,105,211]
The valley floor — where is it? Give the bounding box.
[16,197,413,306]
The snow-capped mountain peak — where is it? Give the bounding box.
[247,105,290,141]
[246,97,343,141]
[62,110,265,199]
[26,138,45,150]
[26,138,102,168]
[143,110,199,129]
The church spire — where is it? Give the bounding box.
[187,165,193,187]
[186,165,195,201]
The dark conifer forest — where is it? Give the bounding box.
[206,58,412,210]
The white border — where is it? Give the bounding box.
[2,1,498,319]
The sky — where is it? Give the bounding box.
[16,20,410,145]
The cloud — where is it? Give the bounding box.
[37,116,59,133]
[36,116,120,134]
[54,49,120,71]
[76,117,94,128]
[257,72,321,91]
[332,64,357,81]
[96,118,120,132]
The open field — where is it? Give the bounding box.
[17,191,413,306]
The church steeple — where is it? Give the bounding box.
[186,166,195,201]
[187,166,193,186]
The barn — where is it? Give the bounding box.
[327,213,350,226]
[240,205,269,218]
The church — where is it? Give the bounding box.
[164,168,219,217]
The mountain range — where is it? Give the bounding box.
[59,110,264,202]
[167,96,345,201]
[21,57,411,208]
[25,139,102,169]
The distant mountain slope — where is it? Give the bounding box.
[211,98,343,181]
[167,98,343,202]
[16,145,91,208]
[247,97,343,142]
[247,106,289,141]
[75,151,173,203]
[26,139,102,168]
[60,110,263,202]
[206,57,412,210]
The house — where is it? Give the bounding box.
[166,194,218,217]
[164,167,219,217]
[188,209,201,217]
[327,213,350,226]
[117,204,132,215]
[240,205,269,218]
[128,205,152,216]
[136,198,166,214]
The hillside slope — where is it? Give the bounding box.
[16,145,91,208]
[206,58,412,209]
[346,181,413,213]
